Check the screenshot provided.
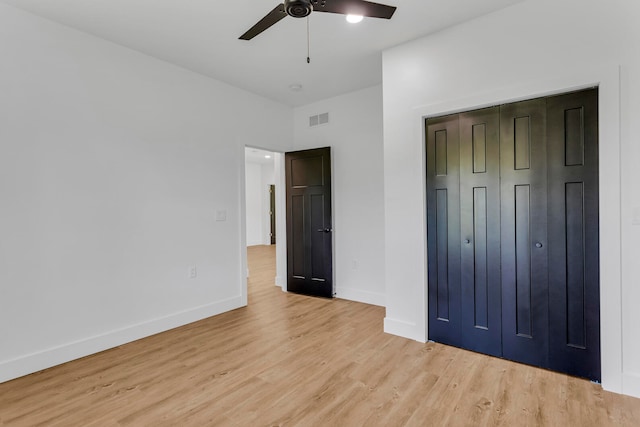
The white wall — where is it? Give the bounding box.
[274,153,287,289]
[0,3,293,383]
[382,0,640,397]
[245,162,263,246]
[244,160,275,247]
[293,86,385,306]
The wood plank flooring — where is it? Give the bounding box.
[1,244,639,426]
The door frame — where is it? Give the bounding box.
[240,147,288,296]
[240,148,329,294]
[416,65,622,392]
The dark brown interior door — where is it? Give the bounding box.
[285,147,333,298]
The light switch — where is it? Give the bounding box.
[216,210,227,222]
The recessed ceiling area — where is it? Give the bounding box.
[0,0,523,106]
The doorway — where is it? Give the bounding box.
[244,146,334,298]
[425,88,600,381]
[245,147,278,286]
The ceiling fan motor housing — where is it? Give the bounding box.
[285,0,313,18]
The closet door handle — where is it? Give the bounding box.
[535,242,543,248]
[464,239,471,244]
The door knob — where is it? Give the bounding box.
[464,239,470,244]
[317,228,332,233]
[535,242,543,248]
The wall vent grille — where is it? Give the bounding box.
[309,112,329,127]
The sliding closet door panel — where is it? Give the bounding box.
[500,98,549,367]
[459,107,502,356]
[426,115,461,346]
[547,88,600,381]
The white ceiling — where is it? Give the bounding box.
[245,147,276,165]
[1,0,522,106]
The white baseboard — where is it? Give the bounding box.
[622,372,640,399]
[335,287,385,307]
[275,275,284,289]
[0,296,244,384]
[384,317,425,343]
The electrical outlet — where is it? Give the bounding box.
[188,266,197,279]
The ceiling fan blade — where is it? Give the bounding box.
[312,0,396,19]
[239,3,288,40]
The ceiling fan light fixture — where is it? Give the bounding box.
[346,14,364,24]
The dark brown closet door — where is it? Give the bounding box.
[547,89,600,381]
[426,114,462,346]
[426,89,600,380]
[459,107,502,356]
[500,98,549,368]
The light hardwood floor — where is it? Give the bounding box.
[1,244,639,426]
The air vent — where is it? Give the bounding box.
[309,112,329,127]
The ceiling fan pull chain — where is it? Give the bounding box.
[307,15,311,64]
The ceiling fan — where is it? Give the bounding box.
[239,0,397,40]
